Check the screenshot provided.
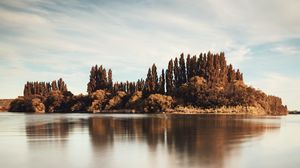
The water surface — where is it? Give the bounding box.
[0,112,299,168]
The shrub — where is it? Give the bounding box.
[105,91,126,110]
[143,94,173,113]
[125,91,143,109]
[87,90,108,112]
[31,98,45,113]
[9,97,45,113]
[44,91,64,112]
[9,98,29,112]
[70,94,91,112]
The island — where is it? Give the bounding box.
[8,52,288,115]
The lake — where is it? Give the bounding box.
[0,112,299,168]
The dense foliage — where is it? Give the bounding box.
[23,78,67,97]
[9,52,288,115]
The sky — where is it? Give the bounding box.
[0,0,299,110]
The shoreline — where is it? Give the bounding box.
[4,105,287,116]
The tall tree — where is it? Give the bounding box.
[186,54,191,80]
[227,64,236,83]
[205,52,214,85]
[108,69,113,91]
[166,60,174,95]
[212,54,220,85]
[179,53,187,84]
[190,55,197,79]
[52,80,58,91]
[158,69,165,94]
[174,57,180,87]
[219,52,228,86]
[87,66,97,94]
[143,68,153,97]
[151,64,158,92]
[235,69,243,81]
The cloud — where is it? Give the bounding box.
[225,46,251,66]
[272,46,300,56]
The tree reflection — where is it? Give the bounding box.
[26,119,72,139]
[25,115,281,168]
[88,115,280,167]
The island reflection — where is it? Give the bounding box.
[25,115,281,168]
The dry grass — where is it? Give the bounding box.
[170,105,267,115]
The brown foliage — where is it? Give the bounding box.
[87,90,108,112]
[9,97,45,113]
[143,94,173,113]
[125,91,143,109]
[31,98,45,113]
[105,91,127,110]
[44,91,64,112]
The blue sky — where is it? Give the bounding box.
[0,0,299,110]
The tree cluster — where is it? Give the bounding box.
[23,78,67,97]
[112,79,145,94]
[87,65,145,95]
[87,65,112,94]
[143,64,165,97]
[9,52,287,115]
[165,52,243,95]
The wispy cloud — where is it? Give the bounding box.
[272,46,300,56]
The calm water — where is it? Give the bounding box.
[0,112,299,168]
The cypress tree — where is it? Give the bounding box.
[205,52,214,84]
[52,80,58,91]
[95,65,101,90]
[23,82,30,97]
[87,66,97,94]
[219,52,228,86]
[161,69,165,94]
[57,78,67,92]
[212,54,220,85]
[198,53,206,78]
[143,68,153,97]
[227,64,236,83]
[179,53,187,84]
[236,69,243,81]
[190,55,197,79]
[166,60,174,95]
[174,57,180,87]
[186,54,191,80]
[158,69,165,94]
[151,64,158,93]
[100,68,107,90]
[108,69,113,91]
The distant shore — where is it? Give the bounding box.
[289,111,300,114]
